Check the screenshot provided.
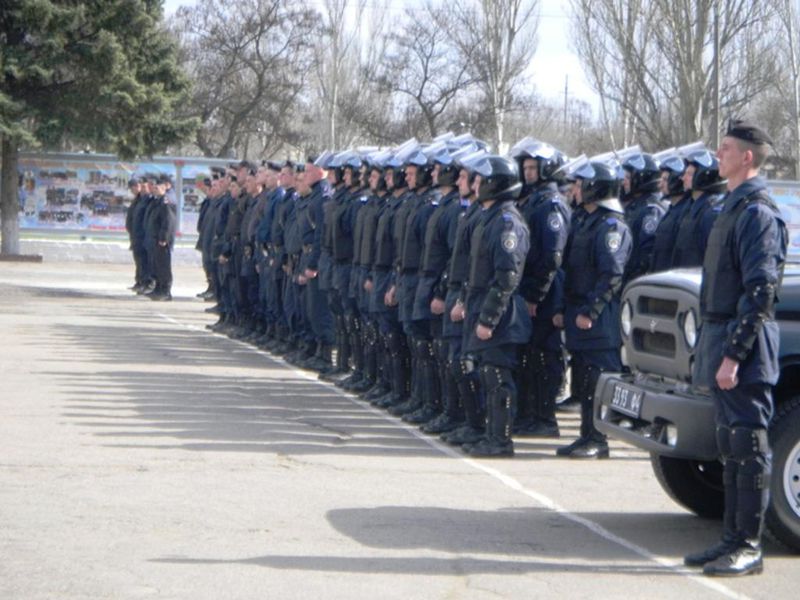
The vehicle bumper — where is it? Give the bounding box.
[594,372,718,460]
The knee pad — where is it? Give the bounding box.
[459,354,477,376]
[716,425,732,458]
[433,337,448,364]
[730,427,769,491]
[386,330,403,356]
[478,364,515,395]
[577,363,601,401]
[730,426,769,461]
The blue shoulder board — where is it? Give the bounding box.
[502,212,513,221]
[605,217,619,226]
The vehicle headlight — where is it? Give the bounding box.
[666,425,678,447]
[683,309,698,349]
[621,300,633,337]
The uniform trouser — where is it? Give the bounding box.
[132,244,148,285]
[517,332,565,427]
[569,350,620,442]
[295,276,313,346]
[713,384,773,542]
[266,271,285,327]
[282,270,301,341]
[474,345,518,443]
[256,261,270,320]
[202,248,215,290]
[152,244,172,293]
[448,335,481,428]
[240,273,259,319]
[339,279,364,374]
[366,313,389,386]
[212,260,223,309]
[305,274,335,346]
[381,309,410,399]
[229,252,244,318]
[409,321,439,410]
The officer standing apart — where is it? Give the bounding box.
[685,121,787,577]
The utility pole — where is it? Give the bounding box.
[564,74,569,131]
[712,0,721,148]
[786,0,800,178]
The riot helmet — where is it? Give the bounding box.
[510,137,567,183]
[470,154,522,203]
[562,154,624,213]
[654,147,685,197]
[385,138,418,191]
[621,150,661,194]
[685,148,727,193]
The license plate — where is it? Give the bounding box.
[610,383,643,418]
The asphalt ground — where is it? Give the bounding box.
[0,262,795,600]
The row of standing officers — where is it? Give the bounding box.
[191,123,787,578]
[192,135,727,461]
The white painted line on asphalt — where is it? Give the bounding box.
[157,312,751,600]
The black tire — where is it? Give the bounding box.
[650,453,724,518]
[766,395,800,552]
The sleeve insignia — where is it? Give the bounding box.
[606,230,622,252]
[501,230,519,252]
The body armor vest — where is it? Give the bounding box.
[332,192,355,262]
[448,202,479,287]
[564,211,604,303]
[701,191,779,320]
[421,193,455,275]
[672,193,718,268]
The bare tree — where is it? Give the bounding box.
[378,1,476,138]
[569,0,777,150]
[172,0,316,158]
[446,0,540,152]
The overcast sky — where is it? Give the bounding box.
[163,0,599,115]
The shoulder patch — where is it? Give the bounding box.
[606,230,623,252]
[547,212,564,232]
[501,230,518,252]
[643,215,659,234]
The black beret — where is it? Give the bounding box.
[157,174,173,185]
[248,167,257,177]
[203,177,212,186]
[128,177,140,187]
[726,119,773,146]
[283,160,295,170]
[295,164,306,173]
[229,175,238,183]
[210,166,225,175]
[267,161,282,171]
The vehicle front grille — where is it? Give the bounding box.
[623,280,700,381]
[634,329,676,358]
[637,296,678,318]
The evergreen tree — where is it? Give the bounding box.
[0,0,197,254]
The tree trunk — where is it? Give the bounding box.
[1,137,21,256]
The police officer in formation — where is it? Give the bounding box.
[126,173,176,301]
